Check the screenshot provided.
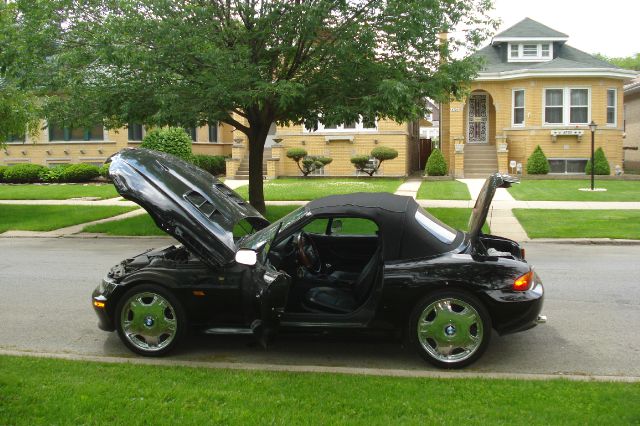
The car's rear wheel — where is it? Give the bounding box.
[409,290,491,369]
[115,283,186,356]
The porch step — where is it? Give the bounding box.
[464,144,498,178]
[233,148,271,178]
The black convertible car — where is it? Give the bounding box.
[92,149,545,368]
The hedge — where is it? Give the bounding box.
[2,164,47,183]
[585,147,611,175]
[526,145,550,175]
[425,148,448,176]
[192,154,226,176]
[141,127,193,161]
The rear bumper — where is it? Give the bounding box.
[482,279,545,336]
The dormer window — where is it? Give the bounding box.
[508,43,554,62]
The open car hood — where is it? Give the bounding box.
[468,173,519,246]
[108,148,269,268]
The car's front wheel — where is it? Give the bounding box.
[115,283,186,356]
[409,290,491,369]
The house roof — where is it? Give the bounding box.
[625,77,640,96]
[472,18,637,81]
[492,17,568,41]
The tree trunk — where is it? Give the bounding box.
[247,126,270,214]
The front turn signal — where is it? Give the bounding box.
[93,299,106,309]
[513,271,533,291]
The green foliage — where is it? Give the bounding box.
[526,146,550,175]
[192,154,226,176]
[140,128,193,161]
[425,148,448,176]
[4,0,496,209]
[39,164,71,183]
[351,146,399,176]
[0,166,7,182]
[350,155,371,169]
[62,164,101,182]
[286,148,332,176]
[371,146,399,162]
[585,147,611,175]
[99,164,110,179]
[286,148,308,162]
[594,53,640,71]
[2,164,47,183]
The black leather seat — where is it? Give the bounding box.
[303,244,382,314]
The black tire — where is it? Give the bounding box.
[114,283,186,356]
[409,290,491,369]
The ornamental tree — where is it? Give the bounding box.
[286,148,332,176]
[585,147,611,175]
[2,0,496,211]
[526,145,550,175]
[351,146,398,176]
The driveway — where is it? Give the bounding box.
[0,237,638,377]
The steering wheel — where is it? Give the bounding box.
[297,232,322,273]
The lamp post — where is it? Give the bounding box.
[589,121,597,191]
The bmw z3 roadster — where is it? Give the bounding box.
[92,148,545,368]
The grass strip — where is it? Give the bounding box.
[234,178,403,201]
[428,207,489,233]
[417,180,471,200]
[0,184,119,200]
[513,209,640,239]
[507,180,640,201]
[0,355,638,425]
[0,205,137,233]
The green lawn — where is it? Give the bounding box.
[234,178,403,201]
[428,208,489,233]
[513,209,640,239]
[1,356,638,425]
[0,184,119,200]
[417,180,471,200]
[83,205,303,236]
[0,205,137,233]
[508,180,640,201]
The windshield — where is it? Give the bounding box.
[239,205,308,252]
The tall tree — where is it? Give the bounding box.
[4,0,495,211]
[594,53,640,71]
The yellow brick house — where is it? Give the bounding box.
[441,18,637,177]
[1,121,234,167]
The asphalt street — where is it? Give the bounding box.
[1,237,638,377]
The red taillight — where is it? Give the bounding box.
[520,248,526,259]
[513,270,533,291]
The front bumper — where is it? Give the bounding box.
[91,277,120,331]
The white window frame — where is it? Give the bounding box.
[606,88,617,126]
[508,43,554,62]
[303,116,378,133]
[543,87,591,126]
[512,89,525,127]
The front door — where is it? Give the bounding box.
[468,94,488,144]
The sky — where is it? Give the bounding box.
[489,0,638,57]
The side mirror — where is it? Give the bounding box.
[235,249,257,266]
[330,219,343,234]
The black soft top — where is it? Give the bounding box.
[305,193,461,260]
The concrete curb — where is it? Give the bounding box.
[1,349,638,383]
[525,238,640,246]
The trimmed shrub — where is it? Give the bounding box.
[0,166,7,182]
[285,148,308,162]
[61,163,101,182]
[425,148,448,176]
[192,154,227,176]
[286,148,332,176]
[141,127,193,161]
[39,164,71,183]
[371,146,399,162]
[99,163,110,179]
[351,146,399,176]
[3,164,47,183]
[585,147,611,175]
[526,145,550,175]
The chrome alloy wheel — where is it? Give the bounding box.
[416,298,483,364]
[120,291,177,352]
